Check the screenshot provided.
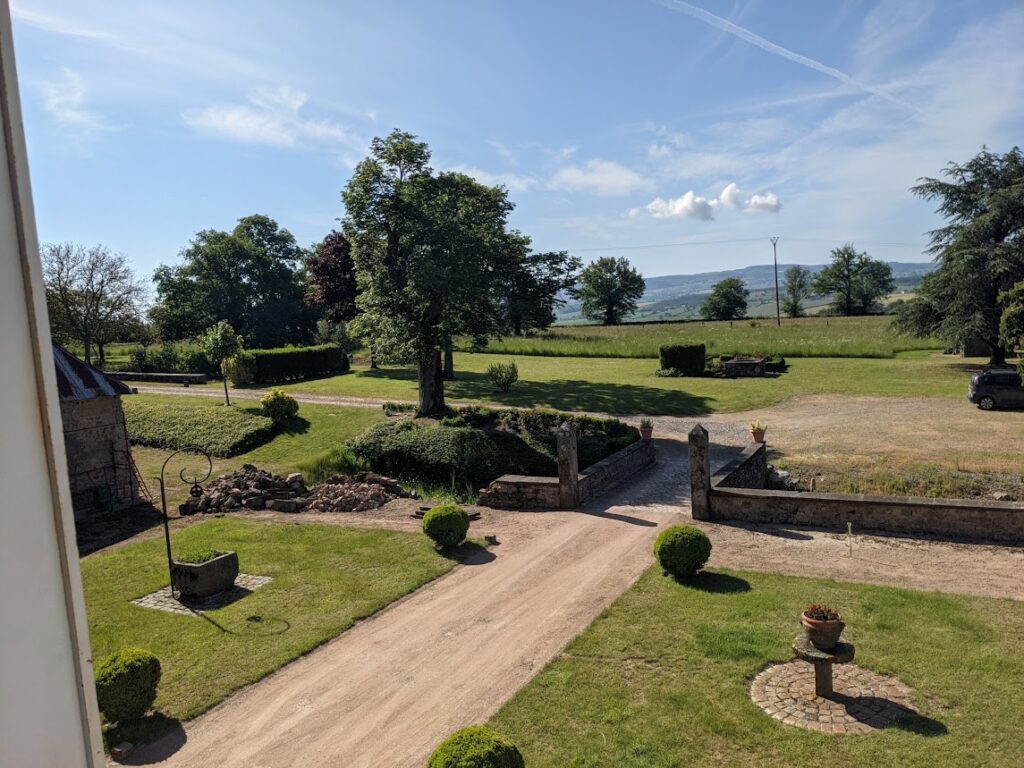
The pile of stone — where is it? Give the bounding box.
[304,472,415,513]
[179,464,308,515]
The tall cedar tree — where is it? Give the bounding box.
[812,244,894,316]
[896,147,1024,365]
[151,215,315,348]
[343,130,515,416]
[577,256,645,325]
[700,277,749,320]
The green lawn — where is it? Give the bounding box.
[467,316,941,359]
[253,352,969,416]
[489,568,1024,768]
[83,517,459,743]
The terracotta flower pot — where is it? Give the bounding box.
[751,429,766,443]
[640,427,653,441]
[801,611,845,650]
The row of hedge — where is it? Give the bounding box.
[117,344,219,376]
[659,343,706,375]
[226,343,349,385]
[122,399,278,456]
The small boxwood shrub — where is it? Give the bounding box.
[659,343,706,376]
[422,503,470,548]
[123,399,277,456]
[260,389,299,421]
[653,525,712,578]
[486,360,519,392]
[94,648,161,724]
[247,343,349,384]
[427,725,525,768]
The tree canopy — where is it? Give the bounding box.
[199,321,244,405]
[576,257,645,325]
[700,277,748,321]
[812,244,894,316]
[343,129,521,415]
[781,266,812,318]
[151,215,316,348]
[304,230,357,326]
[895,147,1024,364]
[498,243,581,336]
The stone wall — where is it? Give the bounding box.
[688,424,1024,544]
[478,438,656,510]
[60,396,139,519]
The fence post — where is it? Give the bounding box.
[689,423,712,520]
[557,421,580,508]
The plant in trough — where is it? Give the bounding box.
[487,360,519,392]
[422,503,470,548]
[175,548,223,565]
[94,648,161,724]
[653,525,712,579]
[427,725,525,768]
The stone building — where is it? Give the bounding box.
[53,344,141,518]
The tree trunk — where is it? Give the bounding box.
[417,348,445,416]
[443,342,455,380]
[369,354,378,369]
[97,342,106,367]
[221,362,231,406]
[988,343,1007,367]
[83,337,93,365]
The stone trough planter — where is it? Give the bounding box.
[171,551,239,599]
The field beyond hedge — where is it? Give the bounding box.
[467,315,941,359]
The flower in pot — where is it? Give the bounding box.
[639,417,654,441]
[801,603,844,650]
[750,419,767,443]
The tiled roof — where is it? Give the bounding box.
[52,344,132,401]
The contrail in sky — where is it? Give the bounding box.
[654,0,918,113]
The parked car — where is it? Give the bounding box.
[968,369,1024,410]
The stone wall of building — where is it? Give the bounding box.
[60,396,139,519]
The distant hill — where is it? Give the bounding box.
[556,261,933,322]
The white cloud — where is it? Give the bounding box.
[183,87,358,150]
[644,182,780,220]
[450,165,537,193]
[550,159,653,196]
[40,68,110,136]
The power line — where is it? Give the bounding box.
[562,237,924,253]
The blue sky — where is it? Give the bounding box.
[12,0,1024,281]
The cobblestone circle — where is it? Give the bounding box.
[750,660,915,734]
[132,573,273,616]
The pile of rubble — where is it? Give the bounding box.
[305,472,416,513]
[179,465,414,516]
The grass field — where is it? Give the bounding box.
[489,567,1024,768]
[83,517,459,745]
[467,316,940,359]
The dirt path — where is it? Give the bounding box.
[128,423,1023,768]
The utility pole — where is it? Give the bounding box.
[770,236,781,327]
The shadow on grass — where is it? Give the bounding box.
[842,697,948,737]
[440,540,496,566]
[76,503,165,556]
[676,570,752,593]
[105,713,185,764]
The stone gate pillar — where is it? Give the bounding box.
[557,421,580,508]
[689,423,712,520]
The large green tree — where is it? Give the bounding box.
[700,277,748,320]
[576,257,645,325]
[895,147,1024,365]
[151,215,316,348]
[499,241,581,335]
[781,266,812,318]
[343,130,517,416]
[813,244,894,316]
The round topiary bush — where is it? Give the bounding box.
[427,725,525,768]
[260,388,299,421]
[422,504,470,548]
[653,525,712,578]
[94,647,161,723]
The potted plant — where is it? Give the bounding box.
[801,603,844,650]
[171,548,239,599]
[750,419,767,443]
[639,417,654,441]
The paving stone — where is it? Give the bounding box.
[131,573,273,616]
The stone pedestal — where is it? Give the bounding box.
[792,634,855,698]
[556,421,579,509]
[689,424,711,521]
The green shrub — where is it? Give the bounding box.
[653,525,712,578]
[260,389,299,421]
[422,503,470,548]
[122,344,217,376]
[175,548,222,564]
[659,343,706,376]
[94,648,161,724]
[299,447,369,484]
[486,360,519,392]
[223,352,256,386]
[247,343,349,383]
[123,399,277,456]
[427,725,525,768]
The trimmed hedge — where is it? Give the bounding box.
[94,648,161,724]
[427,725,525,768]
[654,525,712,578]
[123,399,277,456]
[243,344,349,384]
[659,343,706,376]
[123,344,218,376]
[422,504,470,548]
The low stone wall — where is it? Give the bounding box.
[478,438,656,510]
[689,423,1024,544]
